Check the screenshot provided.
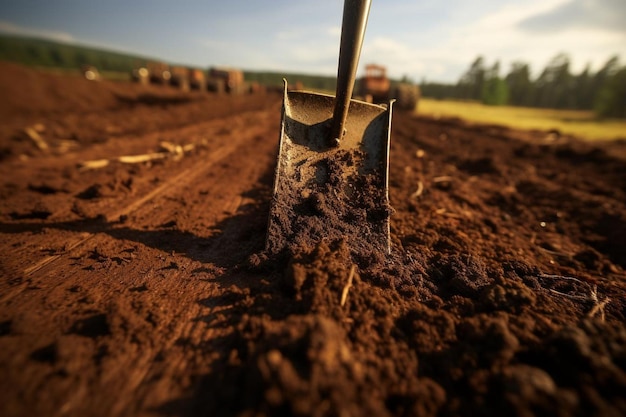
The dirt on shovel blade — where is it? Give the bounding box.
[266,89,393,260]
[0,61,625,417]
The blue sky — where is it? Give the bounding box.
[1,0,625,82]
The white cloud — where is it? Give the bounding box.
[0,20,74,43]
[450,0,626,76]
[520,0,626,32]
[274,30,301,42]
[362,37,426,76]
[326,26,341,37]
[380,0,626,82]
[266,25,344,74]
[308,0,584,82]
[472,0,571,29]
[199,38,232,50]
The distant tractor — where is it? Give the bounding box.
[147,62,171,85]
[131,67,149,85]
[358,64,390,104]
[394,83,420,111]
[288,81,305,91]
[247,81,265,94]
[188,68,206,91]
[169,66,190,91]
[207,67,245,94]
[357,64,420,111]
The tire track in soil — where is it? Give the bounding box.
[20,137,240,277]
[0,95,281,282]
[0,107,280,416]
[2,107,277,295]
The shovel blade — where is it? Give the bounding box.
[266,82,393,257]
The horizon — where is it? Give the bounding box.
[0,0,625,83]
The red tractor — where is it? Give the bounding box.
[357,64,420,111]
[207,67,245,94]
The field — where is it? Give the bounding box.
[419,98,626,142]
[1,61,625,417]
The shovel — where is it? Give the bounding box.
[266,0,393,258]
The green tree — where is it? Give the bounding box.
[49,48,65,67]
[420,82,458,100]
[573,64,595,109]
[505,62,534,107]
[481,61,509,105]
[75,51,88,67]
[535,53,574,109]
[595,67,626,118]
[25,45,41,65]
[457,56,486,101]
[481,78,508,105]
[592,56,620,92]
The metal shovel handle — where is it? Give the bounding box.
[330,0,372,146]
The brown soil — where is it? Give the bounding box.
[266,93,392,259]
[1,61,625,417]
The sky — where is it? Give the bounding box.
[0,0,625,83]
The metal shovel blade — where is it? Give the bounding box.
[266,82,393,257]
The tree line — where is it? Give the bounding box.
[420,54,626,119]
[0,35,155,73]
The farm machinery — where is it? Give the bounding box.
[147,62,172,84]
[169,67,207,92]
[207,67,246,94]
[131,61,171,85]
[357,64,420,111]
[131,63,245,94]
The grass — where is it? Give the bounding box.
[418,98,626,141]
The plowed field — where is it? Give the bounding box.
[1,62,625,417]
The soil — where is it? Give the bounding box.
[267,93,392,259]
[1,61,625,417]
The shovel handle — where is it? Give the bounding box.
[330,0,372,146]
